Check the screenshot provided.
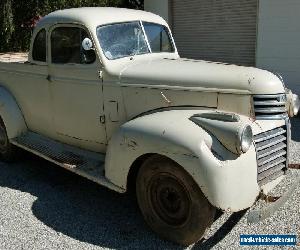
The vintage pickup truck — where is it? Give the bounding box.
[0,7,299,245]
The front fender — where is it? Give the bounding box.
[0,86,27,138]
[105,109,214,187]
[105,109,260,211]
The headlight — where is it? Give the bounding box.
[286,89,300,117]
[238,125,253,154]
[191,112,254,155]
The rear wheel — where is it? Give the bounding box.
[136,155,216,246]
[0,118,16,162]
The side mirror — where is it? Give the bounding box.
[82,38,94,51]
[81,38,96,64]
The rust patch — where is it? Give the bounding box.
[265,196,280,203]
[260,193,281,203]
[288,164,300,169]
[63,163,77,169]
[64,151,85,165]
[127,140,138,150]
[160,91,172,106]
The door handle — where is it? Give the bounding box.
[46,75,52,82]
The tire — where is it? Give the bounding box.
[0,118,16,162]
[136,155,216,246]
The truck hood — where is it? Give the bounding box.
[119,58,285,95]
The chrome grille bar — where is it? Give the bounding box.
[258,157,286,173]
[255,135,286,151]
[254,100,286,106]
[254,125,288,186]
[257,149,286,166]
[256,142,286,159]
[254,107,286,114]
[253,94,287,119]
[254,127,286,143]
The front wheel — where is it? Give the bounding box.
[136,155,216,246]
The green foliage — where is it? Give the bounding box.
[0,0,144,52]
[0,0,14,52]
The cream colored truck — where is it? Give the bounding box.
[0,7,299,246]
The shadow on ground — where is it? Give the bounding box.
[192,210,246,250]
[0,152,244,249]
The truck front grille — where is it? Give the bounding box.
[253,94,287,119]
[254,125,288,186]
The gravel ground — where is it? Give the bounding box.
[0,119,299,250]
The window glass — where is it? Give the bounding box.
[51,27,94,64]
[97,22,149,60]
[32,29,46,62]
[142,22,174,53]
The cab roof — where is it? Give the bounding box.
[36,7,167,30]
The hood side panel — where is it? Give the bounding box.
[120,58,285,95]
[122,87,218,120]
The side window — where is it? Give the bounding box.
[51,27,94,64]
[32,29,47,62]
[143,22,175,53]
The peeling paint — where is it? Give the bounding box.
[127,140,138,150]
[288,164,300,169]
[160,91,172,106]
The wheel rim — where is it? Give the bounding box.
[149,173,192,227]
[0,125,7,153]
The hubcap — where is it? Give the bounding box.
[149,174,191,227]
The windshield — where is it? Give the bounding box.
[97,21,175,60]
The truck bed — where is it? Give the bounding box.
[0,52,28,63]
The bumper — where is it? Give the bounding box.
[247,167,300,223]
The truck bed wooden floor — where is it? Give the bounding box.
[0,52,28,63]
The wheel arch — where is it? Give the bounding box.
[126,153,200,194]
[0,86,27,139]
[104,109,216,192]
[126,153,154,193]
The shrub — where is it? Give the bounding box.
[0,0,143,52]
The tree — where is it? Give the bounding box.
[121,0,143,9]
[0,0,14,52]
[0,0,144,52]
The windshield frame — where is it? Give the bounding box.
[96,20,176,61]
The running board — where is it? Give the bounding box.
[11,132,125,193]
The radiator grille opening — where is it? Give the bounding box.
[254,126,288,186]
[253,94,287,119]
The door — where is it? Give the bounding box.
[48,25,107,153]
[14,28,55,138]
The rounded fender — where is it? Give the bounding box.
[105,109,260,211]
[0,86,27,138]
[105,109,213,188]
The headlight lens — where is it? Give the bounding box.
[292,94,300,116]
[239,125,253,153]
